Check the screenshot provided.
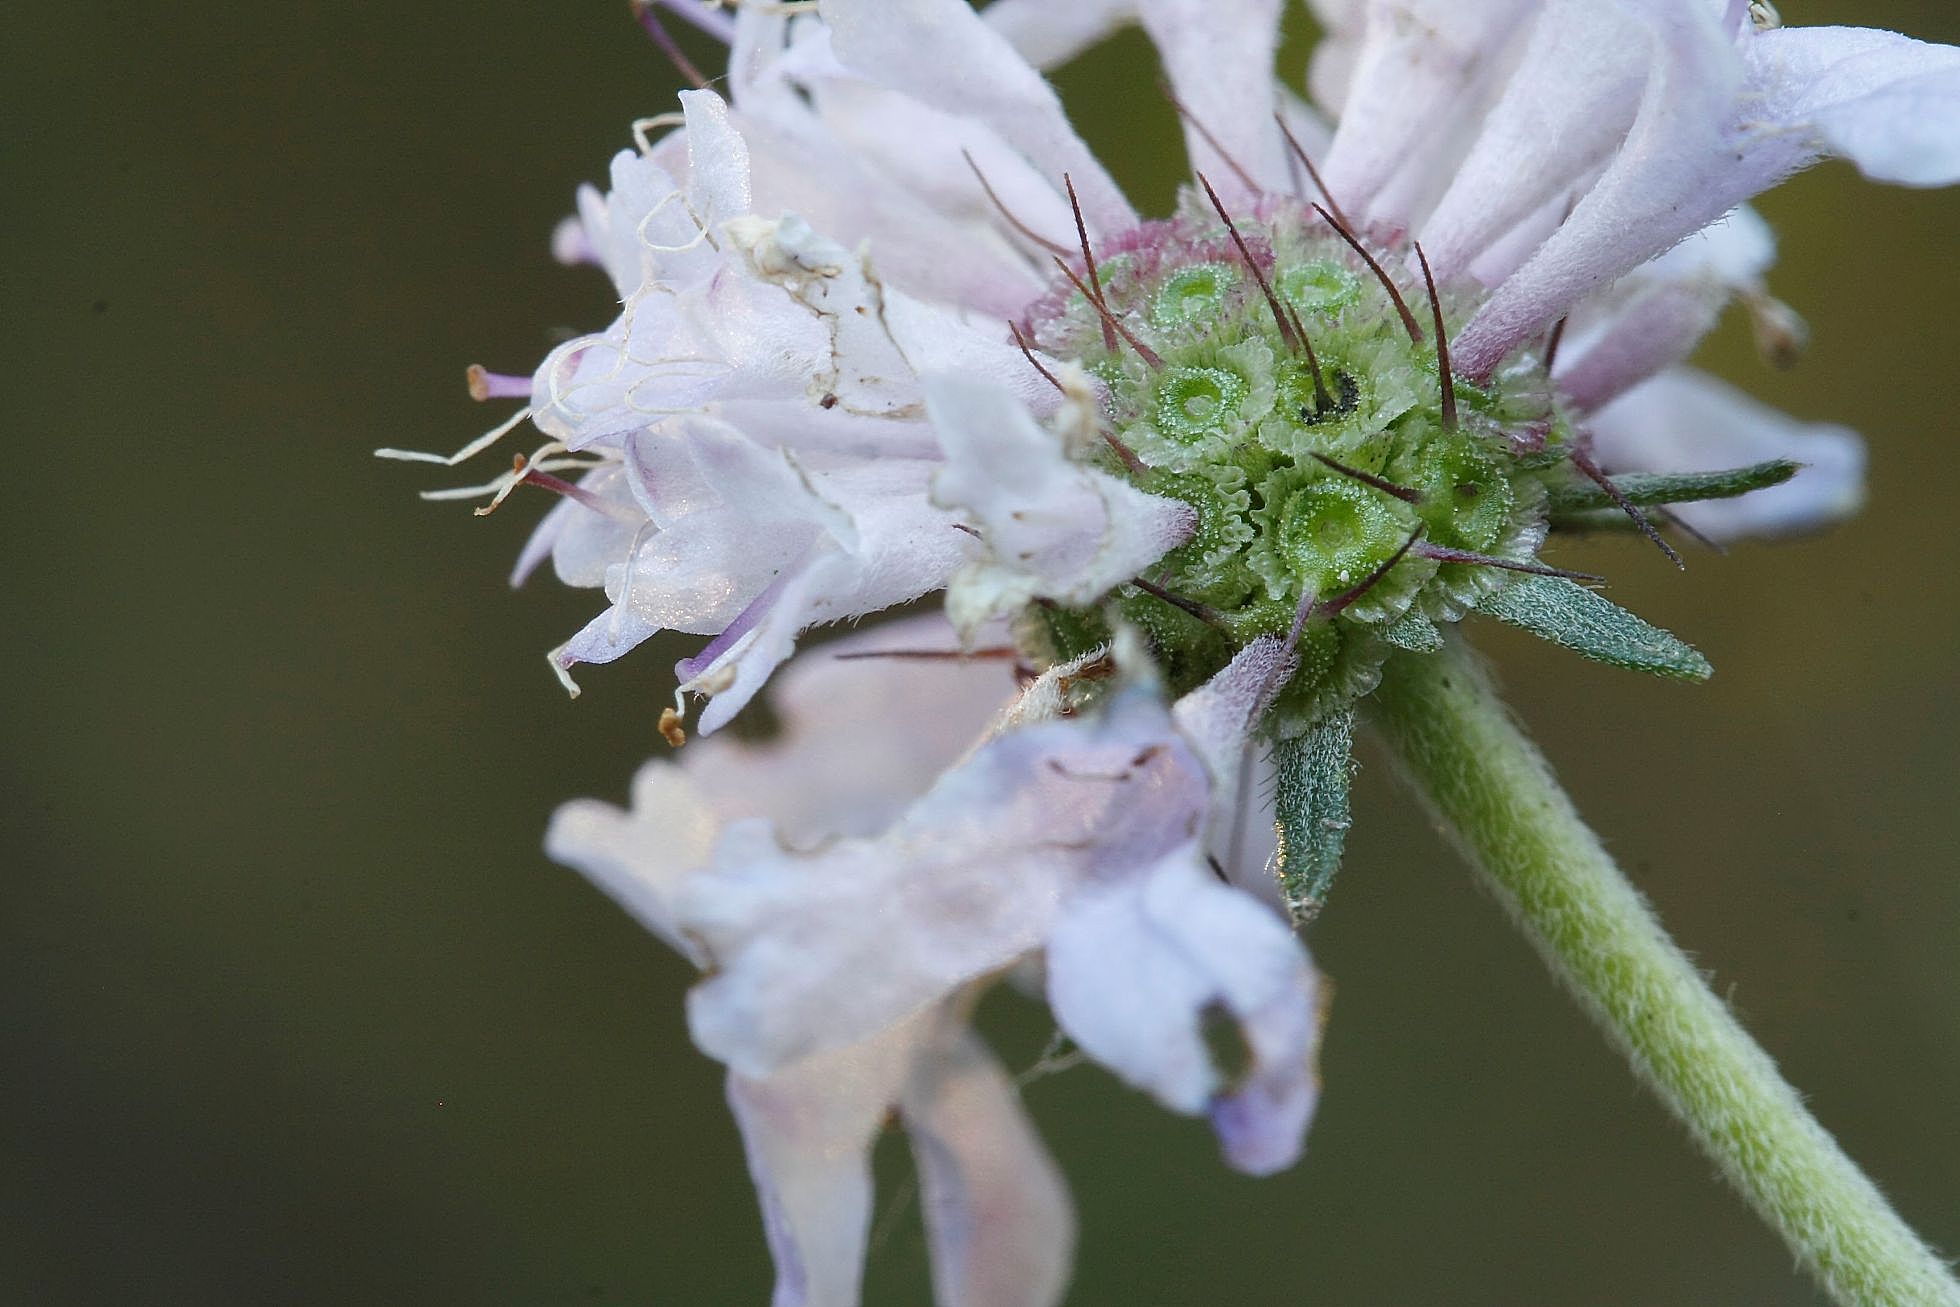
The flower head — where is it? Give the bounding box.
[390,0,1960,1300]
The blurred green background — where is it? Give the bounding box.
[5,2,1957,1302]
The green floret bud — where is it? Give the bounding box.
[1279,259,1363,316]
[1152,261,1240,328]
[1249,468,1425,621]
[1258,330,1424,463]
[1158,366,1247,438]
[1124,337,1275,469]
[1398,437,1515,551]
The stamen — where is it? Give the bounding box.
[1569,446,1686,569]
[1274,113,1351,232]
[376,404,534,466]
[630,111,686,157]
[1130,576,1224,627]
[417,455,605,500]
[963,150,1071,258]
[1198,174,1305,359]
[675,565,798,684]
[1311,203,1423,344]
[547,642,584,698]
[466,364,530,401]
[631,0,710,89]
[1162,82,1262,196]
[1411,542,1603,581]
[1064,174,1117,353]
[1052,257,1163,368]
[1316,525,1425,616]
[1414,242,1457,431]
[474,451,634,520]
[1309,451,1423,504]
[465,449,554,516]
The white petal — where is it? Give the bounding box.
[983,0,1134,69]
[1170,638,1290,788]
[1457,11,1960,376]
[680,460,974,735]
[511,493,578,588]
[732,101,1045,315]
[1044,849,1322,1174]
[533,270,824,445]
[821,0,1136,234]
[769,27,1075,274]
[1415,0,1652,278]
[678,686,1209,1076]
[1318,0,1537,224]
[551,208,595,269]
[603,145,718,295]
[544,762,720,963]
[726,1014,927,1307]
[925,374,1193,635]
[900,1024,1075,1307]
[549,600,665,682]
[715,398,946,462]
[680,90,753,235]
[1170,639,1293,861]
[1745,26,1960,187]
[1275,88,1334,160]
[1304,0,1366,116]
[546,424,839,682]
[687,617,1020,843]
[885,290,1065,419]
[729,215,927,415]
[1452,0,1744,376]
[553,612,1016,886]
[1554,208,1776,410]
[605,501,821,634]
[1586,368,1865,540]
[1136,0,1287,200]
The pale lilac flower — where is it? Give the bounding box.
[391,2,1960,1301]
[388,0,1960,731]
[547,616,1320,1304]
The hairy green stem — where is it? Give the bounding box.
[1370,638,1959,1307]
